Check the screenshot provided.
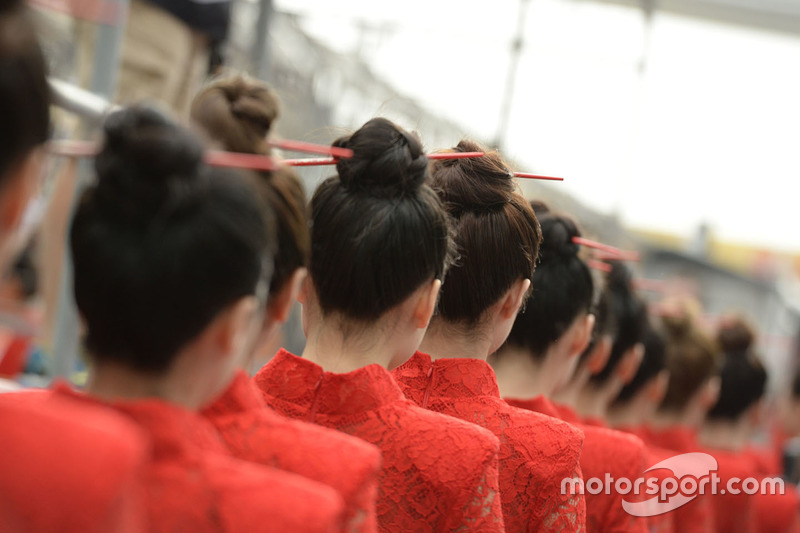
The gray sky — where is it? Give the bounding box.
[278,0,800,252]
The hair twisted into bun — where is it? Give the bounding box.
[333,117,428,198]
[503,202,593,358]
[309,117,453,321]
[591,262,648,384]
[71,105,273,373]
[191,76,308,299]
[659,307,720,412]
[428,140,541,325]
[191,75,279,154]
[91,106,204,225]
[707,315,766,421]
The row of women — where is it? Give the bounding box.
[2,1,798,531]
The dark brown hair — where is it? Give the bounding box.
[191,76,308,298]
[429,140,541,325]
[310,117,454,321]
[707,316,766,421]
[0,1,50,182]
[502,201,593,357]
[71,106,273,373]
[659,313,720,412]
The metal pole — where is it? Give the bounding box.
[494,0,531,150]
[252,0,274,80]
[50,0,128,379]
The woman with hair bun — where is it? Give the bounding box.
[700,316,799,533]
[52,105,344,532]
[191,76,382,533]
[492,203,651,533]
[391,143,586,532]
[0,5,153,531]
[255,118,505,532]
[555,261,649,427]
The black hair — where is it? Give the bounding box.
[615,320,667,403]
[309,117,453,321]
[502,201,593,357]
[591,261,648,384]
[707,317,767,421]
[70,105,273,373]
[428,140,541,325]
[0,0,50,182]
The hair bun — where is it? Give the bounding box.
[536,205,581,263]
[93,106,204,222]
[190,76,279,155]
[429,139,514,216]
[333,117,427,197]
[717,315,755,353]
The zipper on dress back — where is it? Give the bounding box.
[421,365,434,409]
[308,374,324,423]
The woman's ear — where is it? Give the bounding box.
[296,272,311,304]
[267,268,307,324]
[586,335,613,375]
[646,370,670,404]
[500,278,531,320]
[570,314,595,358]
[413,279,442,329]
[211,295,259,359]
[698,376,721,410]
[616,343,644,384]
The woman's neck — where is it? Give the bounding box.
[607,394,655,429]
[87,361,209,411]
[302,316,398,373]
[419,319,493,362]
[573,381,620,422]
[492,345,550,399]
[700,419,750,451]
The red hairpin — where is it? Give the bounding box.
[282,157,337,167]
[267,139,353,159]
[514,172,564,182]
[427,152,485,160]
[587,259,612,273]
[48,140,277,172]
[572,237,627,256]
[594,250,641,262]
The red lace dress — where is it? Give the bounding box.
[52,384,346,532]
[0,389,147,532]
[201,370,382,533]
[392,352,587,533]
[254,349,505,533]
[507,396,652,533]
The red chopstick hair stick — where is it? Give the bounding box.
[205,151,275,172]
[514,172,564,182]
[267,139,353,159]
[572,237,627,257]
[594,250,641,262]
[49,140,277,172]
[283,157,338,167]
[587,259,612,273]
[427,151,485,160]
[283,151,487,166]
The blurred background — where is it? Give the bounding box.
[7,0,800,401]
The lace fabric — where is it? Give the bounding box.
[0,390,147,533]
[202,371,382,533]
[701,448,757,533]
[52,385,345,533]
[507,397,651,533]
[393,352,587,533]
[254,349,505,533]
[753,483,800,533]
